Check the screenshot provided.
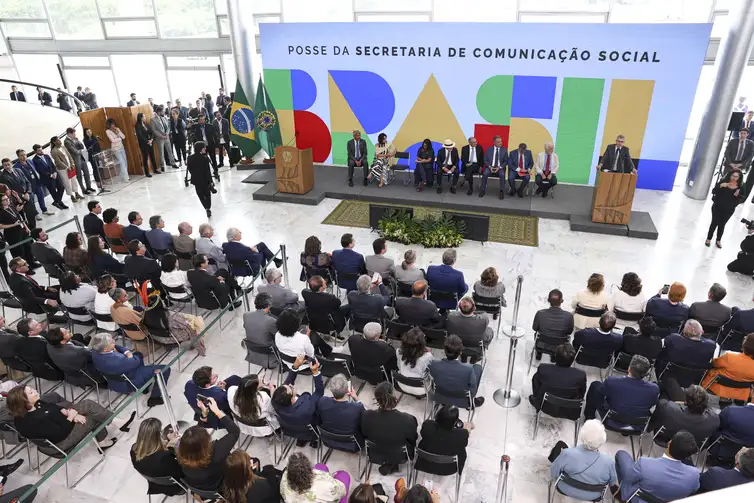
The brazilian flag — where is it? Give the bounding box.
[230,79,262,159]
[253,77,283,158]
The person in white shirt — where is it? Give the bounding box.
[160,253,191,300]
[94,275,126,332]
[105,118,128,182]
[534,142,559,198]
[274,309,333,374]
[226,374,279,436]
[608,272,647,331]
[572,273,610,330]
[58,271,97,322]
[395,327,433,396]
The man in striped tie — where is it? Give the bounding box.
[535,142,559,198]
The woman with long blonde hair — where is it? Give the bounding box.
[130,418,185,496]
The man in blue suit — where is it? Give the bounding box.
[14,148,53,216]
[699,447,754,492]
[507,143,534,198]
[272,359,324,447]
[584,355,659,425]
[480,135,508,199]
[573,312,623,365]
[331,233,367,292]
[31,144,66,210]
[719,306,754,351]
[615,431,700,502]
[90,333,171,407]
[426,248,467,311]
[221,226,280,277]
[183,365,242,429]
[429,334,485,407]
[709,402,754,461]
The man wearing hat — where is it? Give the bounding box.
[435,139,460,194]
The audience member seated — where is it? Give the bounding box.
[331,233,366,292]
[83,201,106,241]
[394,280,443,328]
[222,227,279,276]
[614,431,699,502]
[548,419,617,502]
[176,398,240,491]
[393,483,439,503]
[689,283,732,332]
[654,319,716,378]
[90,332,170,407]
[429,335,485,408]
[29,228,63,279]
[275,309,333,370]
[87,235,124,280]
[529,342,586,417]
[620,316,663,364]
[348,322,398,383]
[446,297,493,362]
[142,294,206,356]
[532,289,574,360]
[196,223,229,274]
[258,267,304,312]
[123,211,148,247]
[361,382,418,475]
[645,282,690,336]
[347,274,393,329]
[300,235,334,283]
[226,374,279,433]
[145,215,174,253]
[426,249,468,311]
[700,447,754,492]
[395,328,433,396]
[63,232,90,277]
[58,271,96,322]
[571,273,609,330]
[184,366,241,429]
[701,333,754,401]
[365,238,395,280]
[242,293,278,368]
[221,449,281,503]
[651,379,720,446]
[272,359,324,447]
[7,384,128,452]
[719,306,754,351]
[93,275,119,332]
[316,373,364,447]
[187,254,240,310]
[348,483,389,503]
[15,318,64,382]
[710,400,754,463]
[8,257,64,321]
[584,355,659,424]
[608,272,647,331]
[0,316,22,369]
[472,266,506,305]
[124,239,163,292]
[102,208,128,254]
[45,327,106,388]
[415,405,472,475]
[173,222,196,271]
[573,312,623,366]
[108,287,148,352]
[302,275,350,334]
[160,253,191,300]
[130,418,185,497]
[394,249,424,285]
[280,452,349,503]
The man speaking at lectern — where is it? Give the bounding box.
[597,134,636,174]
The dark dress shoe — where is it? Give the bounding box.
[459,180,466,188]
[473,397,485,407]
[29,262,42,269]
[145,174,152,178]
[0,459,23,478]
[206,209,212,217]
[517,190,524,198]
[479,190,485,198]
[450,187,456,194]
[499,191,504,200]
[467,188,473,196]
[541,191,548,198]
[274,258,284,268]
[348,179,354,187]
[363,178,368,186]
[509,189,516,196]
[437,187,442,194]
[119,411,137,432]
[146,397,164,407]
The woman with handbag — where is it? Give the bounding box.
[50,136,84,202]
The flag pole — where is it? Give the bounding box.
[227,0,256,104]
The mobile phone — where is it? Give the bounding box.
[661,284,670,295]
[196,394,210,405]
[372,272,380,283]
[348,380,353,393]
[424,480,433,492]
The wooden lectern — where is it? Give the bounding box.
[275,146,314,194]
[591,171,637,225]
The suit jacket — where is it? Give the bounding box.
[16,335,62,379]
[426,264,468,309]
[196,237,227,274]
[395,297,444,328]
[38,91,52,105]
[0,328,21,360]
[484,145,508,169]
[331,248,367,291]
[507,149,534,173]
[361,408,418,459]
[213,117,230,143]
[126,99,140,107]
[173,234,196,270]
[123,224,148,246]
[57,93,71,111]
[0,167,30,194]
[435,147,460,172]
[192,123,216,147]
[46,340,105,385]
[91,346,157,393]
[347,138,368,164]
[347,286,390,324]
[650,399,720,445]
[601,376,659,420]
[32,154,57,182]
[699,466,753,493]
[9,272,51,313]
[717,404,754,449]
[530,363,586,419]
[83,212,106,240]
[348,334,397,383]
[302,289,346,332]
[600,144,634,173]
[429,358,480,400]
[184,381,231,429]
[50,146,74,172]
[169,117,187,142]
[445,311,491,351]
[187,268,230,308]
[145,228,173,251]
[135,123,153,149]
[272,374,324,435]
[256,283,300,310]
[124,255,162,290]
[187,152,213,189]
[82,92,98,108]
[573,328,623,365]
[688,300,732,329]
[654,334,716,376]
[241,310,278,366]
[10,91,25,102]
[13,160,41,191]
[30,241,64,276]
[461,144,484,167]
[365,254,395,279]
[415,420,469,475]
[618,456,699,503]
[222,241,264,276]
[724,138,754,169]
[534,152,559,176]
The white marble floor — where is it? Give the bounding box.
[3,165,754,502]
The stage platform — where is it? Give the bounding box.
[244,164,658,240]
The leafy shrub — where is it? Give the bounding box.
[377,209,465,248]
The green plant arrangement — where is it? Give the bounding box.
[378,209,466,248]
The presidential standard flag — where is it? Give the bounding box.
[230,79,262,159]
[253,77,283,158]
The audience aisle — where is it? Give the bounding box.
[2,167,754,502]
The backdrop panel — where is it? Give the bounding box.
[259,22,711,190]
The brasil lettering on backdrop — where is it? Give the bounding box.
[286,45,661,63]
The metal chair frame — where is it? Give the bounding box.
[162,283,196,316]
[63,368,102,405]
[656,361,708,387]
[548,473,607,503]
[333,270,360,299]
[181,479,228,503]
[385,319,412,345]
[600,409,651,460]
[60,303,98,338]
[28,435,106,489]
[139,474,187,503]
[471,292,504,336]
[240,339,279,382]
[573,346,614,380]
[704,373,754,403]
[273,420,320,465]
[392,370,430,420]
[317,426,363,475]
[101,372,150,418]
[362,440,412,482]
[533,390,585,446]
[429,379,476,422]
[410,448,462,503]
[527,332,569,374]
[419,325,448,350]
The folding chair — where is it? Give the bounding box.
[60,304,98,338]
[600,409,651,460]
[181,479,227,502]
[548,473,607,503]
[392,151,412,186]
[429,380,476,422]
[318,353,353,384]
[420,326,447,350]
[527,332,570,374]
[573,346,614,380]
[333,270,360,298]
[274,421,320,465]
[657,361,708,388]
[428,289,458,310]
[62,368,103,404]
[351,362,390,394]
[704,374,754,403]
[392,371,430,419]
[395,281,414,298]
[411,448,462,503]
[138,475,187,503]
[317,426,363,474]
[362,440,412,482]
[28,435,106,488]
[533,389,585,446]
[161,284,195,315]
[626,488,666,503]
[385,319,412,344]
[472,292,504,335]
[101,371,150,417]
[240,339,278,380]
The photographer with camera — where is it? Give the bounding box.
[706,169,746,248]
[727,220,754,276]
[187,141,217,218]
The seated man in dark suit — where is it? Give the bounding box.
[0,316,22,364]
[15,318,64,382]
[316,373,364,448]
[426,249,467,311]
[529,342,586,418]
[45,326,106,388]
[348,322,398,384]
[394,280,444,328]
[82,201,106,241]
[241,293,278,368]
[123,240,162,292]
[532,289,574,360]
[699,447,754,492]
[346,274,393,331]
[8,257,65,322]
[302,275,350,333]
[29,228,64,280]
[708,402,754,462]
[122,211,148,244]
[446,296,493,362]
[186,253,241,310]
[650,380,720,447]
[584,355,659,425]
[221,227,279,277]
[271,359,324,447]
[654,319,716,379]
[183,365,241,429]
[428,334,484,408]
[689,283,731,331]
[331,233,367,292]
[718,305,754,351]
[573,312,623,366]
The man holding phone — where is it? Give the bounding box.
[272,359,324,448]
[184,366,242,429]
[317,373,364,448]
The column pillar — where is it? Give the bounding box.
[684,0,754,199]
[226,0,256,103]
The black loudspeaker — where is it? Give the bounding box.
[728,111,745,131]
[229,145,242,164]
[442,212,490,242]
[369,204,413,230]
